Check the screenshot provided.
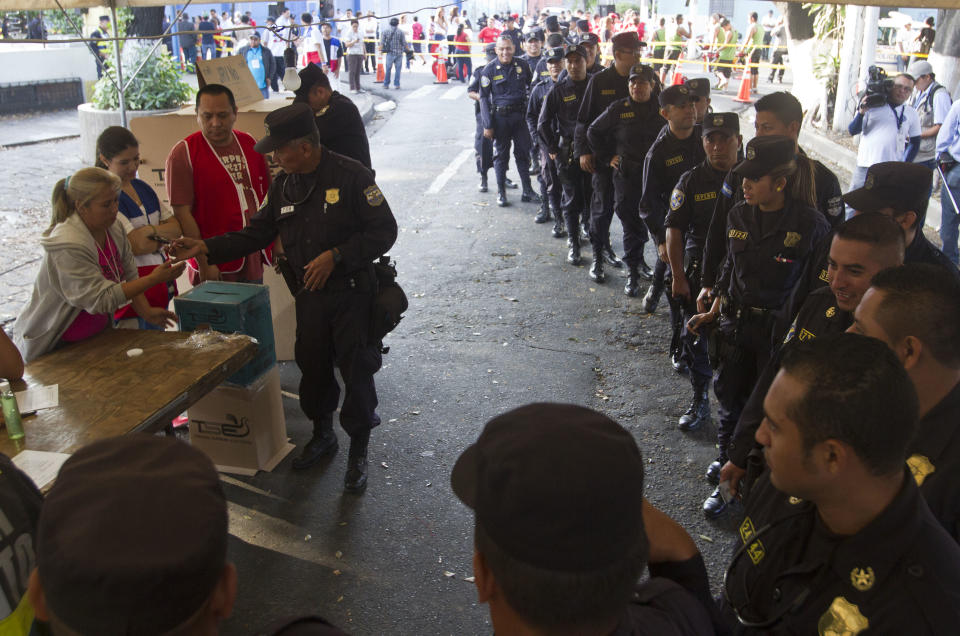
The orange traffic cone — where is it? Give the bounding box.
[434,55,449,84]
[671,71,686,86]
[376,56,385,83]
[733,66,753,103]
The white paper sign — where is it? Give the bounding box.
[14,384,59,414]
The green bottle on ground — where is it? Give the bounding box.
[0,380,24,441]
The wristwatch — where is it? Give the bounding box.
[332,248,343,264]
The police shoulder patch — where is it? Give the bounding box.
[480,75,491,87]
[721,181,734,198]
[364,185,384,206]
[670,188,685,210]
[827,195,843,217]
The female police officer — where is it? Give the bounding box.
[687,135,829,517]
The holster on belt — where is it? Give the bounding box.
[557,137,574,167]
[274,255,302,296]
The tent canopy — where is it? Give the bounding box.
[0,0,957,9]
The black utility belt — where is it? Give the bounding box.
[723,303,771,320]
[494,104,523,114]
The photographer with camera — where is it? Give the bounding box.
[847,69,921,216]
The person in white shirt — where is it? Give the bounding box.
[896,22,914,72]
[298,12,322,68]
[908,60,953,170]
[343,19,365,93]
[263,17,288,93]
[847,73,921,216]
[362,11,378,73]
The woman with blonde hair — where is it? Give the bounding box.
[13,168,183,361]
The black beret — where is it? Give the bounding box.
[37,436,227,635]
[451,403,648,572]
[843,161,933,214]
[734,135,797,178]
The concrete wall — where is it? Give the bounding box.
[0,42,98,90]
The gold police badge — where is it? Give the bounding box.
[864,172,876,189]
[784,232,802,247]
[325,188,340,204]
[907,454,936,486]
[788,496,803,505]
[850,567,875,592]
[818,596,869,636]
[746,146,756,160]
[712,114,724,127]
[826,306,836,318]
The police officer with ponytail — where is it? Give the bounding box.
[687,135,829,518]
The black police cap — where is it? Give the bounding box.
[703,112,740,136]
[484,42,497,59]
[843,161,933,214]
[579,32,600,46]
[628,63,656,83]
[526,28,543,42]
[546,46,565,62]
[37,436,227,635]
[611,31,641,51]
[546,32,566,48]
[733,135,797,179]
[686,77,711,98]
[545,15,559,31]
[659,84,693,107]
[576,19,591,32]
[293,63,330,102]
[451,403,647,572]
[254,103,319,154]
[564,44,587,60]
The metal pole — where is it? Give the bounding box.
[940,164,960,217]
[111,2,127,127]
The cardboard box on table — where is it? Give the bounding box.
[187,365,295,475]
[130,55,297,360]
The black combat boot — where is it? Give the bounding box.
[520,183,542,203]
[589,249,605,283]
[551,210,567,238]
[497,187,509,207]
[602,243,623,268]
[529,154,541,175]
[678,374,711,432]
[504,177,518,189]
[478,173,488,193]
[292,415,338,470]
[643,267,665,314]
[567,236,582,265]
[534,200,550,223]
[637,252,654,280]
[624,265,642,297]
[344,430,370,493]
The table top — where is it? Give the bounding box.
[0,329,256,457]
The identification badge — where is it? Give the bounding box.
[250,58,261,69]
[280,205,295,216]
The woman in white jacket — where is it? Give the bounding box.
[14,168,183,362]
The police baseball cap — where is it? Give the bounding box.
[36,436,227,634]
[484,42,497,59]
[564,44,587,60]
[546,32,566,48]
[628,63,656,83]
[545,15,560,31]
[254,103,319,154]
[733,135,797,179]
[611,31,641,51]
[293,63,331,102]
[842,162,933,214]
[703,112,740,136]
[659,84,694,107]
[578,32,600,46]
[576,19,591,32]
[451,403,648,571]
[526,28,543,42]
[907,60,934,79]
[546,46,565,62]
[686,77,711,98]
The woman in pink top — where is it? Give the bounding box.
[13,168,184,362]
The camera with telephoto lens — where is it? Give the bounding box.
[860,65,894,109]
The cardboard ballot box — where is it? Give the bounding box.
[174,282,276,386]
[187,366,294,475]
[129,54,297,362]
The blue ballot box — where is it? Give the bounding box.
[174,282,277,386]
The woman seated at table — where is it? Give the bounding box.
[96,126,183,330]
[13,168,183,362]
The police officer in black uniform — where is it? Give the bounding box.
[665,112,741,434]
[575,31,644,282]
[479,35,540,207]
[577,31,604,75]
[722,333,960,634]
[587,64,663,294]
[294,64,372,170]
[700,92,843,314]
[500,15,523,53]
[169,104,397,493]
[526,46,564,234]
[469,43,499,193]
[686,77,712,124]
[640,84,706,370]
[520,29,545,176]
[533,32,568,85]
[687,135,829,517]
[539,45,592,267]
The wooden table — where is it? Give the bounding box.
[0,329,256,457]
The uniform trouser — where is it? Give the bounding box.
[589,168,616,250]
[713,315,772,463]
[678,260,711,380]
[611,172,651,268]
[295,283,383,438]
[540,150,562,211]
[558,160,589,238]
[770,49,785,80]
[492,110,532,190]
[474,116,493,175]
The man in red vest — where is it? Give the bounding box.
[165,84,272,283]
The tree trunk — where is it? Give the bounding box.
[775,2,823,117]
[128,7,164,37]
[930,10,959,97]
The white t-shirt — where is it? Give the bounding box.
[856,103,922,167]
[343,28,365,55]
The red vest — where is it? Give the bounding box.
[184,130,270,274]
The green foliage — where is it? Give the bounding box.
[92,45,193,111]
[802,4,844,41]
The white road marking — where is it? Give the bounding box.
[440,86,467,100]
[407,85,438,100]
[426,148,473,194]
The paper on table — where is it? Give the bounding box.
[12,450,71,491]
[14,384,59,413]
